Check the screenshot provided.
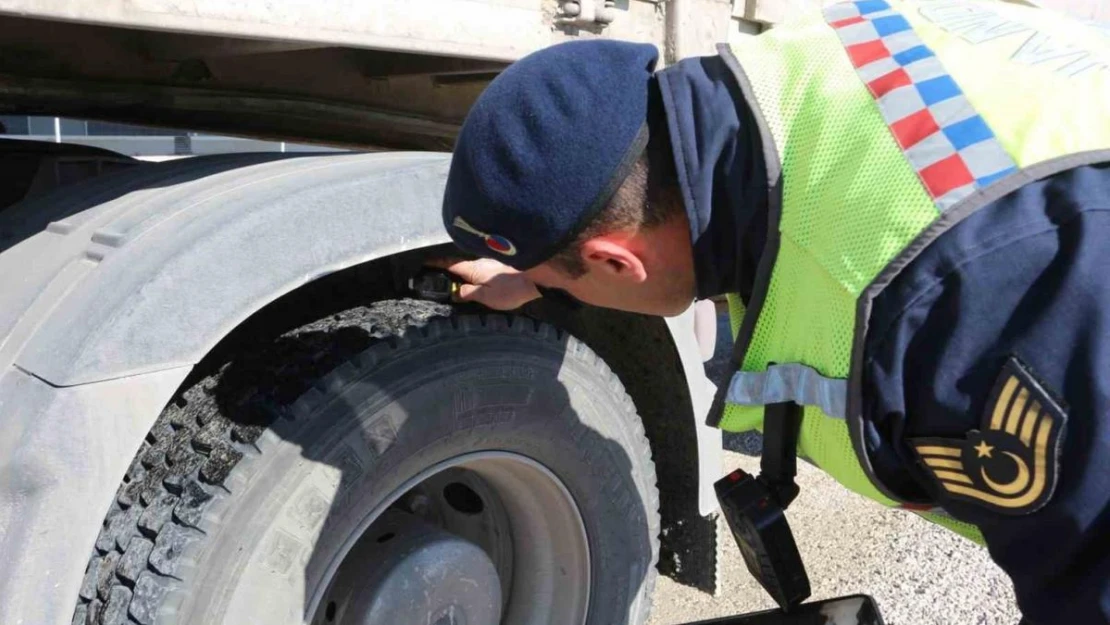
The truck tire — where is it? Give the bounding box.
[73,301,660,625]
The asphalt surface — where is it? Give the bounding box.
[646,311,1021,625]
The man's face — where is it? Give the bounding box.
[523,216,697,317]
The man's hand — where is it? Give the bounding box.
[428,258,541,310]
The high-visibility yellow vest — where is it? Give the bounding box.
[714,0,1110,542]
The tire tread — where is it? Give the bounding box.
[73,299,659,624]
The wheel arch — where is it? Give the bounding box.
[0,152,720,625]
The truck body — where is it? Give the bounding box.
[0,1,1071,624]
[0,2,778,623]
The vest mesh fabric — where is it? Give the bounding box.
[715,0,1110,543]
[719,9,939,510]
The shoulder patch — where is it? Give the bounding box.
[911,357,1067,515]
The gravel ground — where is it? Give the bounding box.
[646,310,1022,625]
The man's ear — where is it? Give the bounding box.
[579,237,647,283]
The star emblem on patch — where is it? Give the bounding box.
[911,357,1068,515]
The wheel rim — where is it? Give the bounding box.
[309,452,591,625]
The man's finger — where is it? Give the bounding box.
[426,258,483,284]
[421,257,461,269]
[424,257,466,271]
[456,283,483,301]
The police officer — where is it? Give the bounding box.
[437,1,1110,622]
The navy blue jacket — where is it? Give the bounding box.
[657,54,1110,624]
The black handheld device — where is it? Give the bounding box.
[408,270,460,302]
[715,402,811,610]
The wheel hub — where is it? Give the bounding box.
[313,453,590,625]
[324,510,501,625]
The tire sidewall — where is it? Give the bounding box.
[175,321,657,624]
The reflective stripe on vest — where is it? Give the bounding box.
[726,364,847,419]
[824,0,1018,211]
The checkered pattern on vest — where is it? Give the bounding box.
[824,0,1018,211]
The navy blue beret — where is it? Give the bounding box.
[442,39,659,269]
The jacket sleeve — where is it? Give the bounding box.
[861,164,1110,625]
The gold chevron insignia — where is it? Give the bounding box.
[910,357,1068,515]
